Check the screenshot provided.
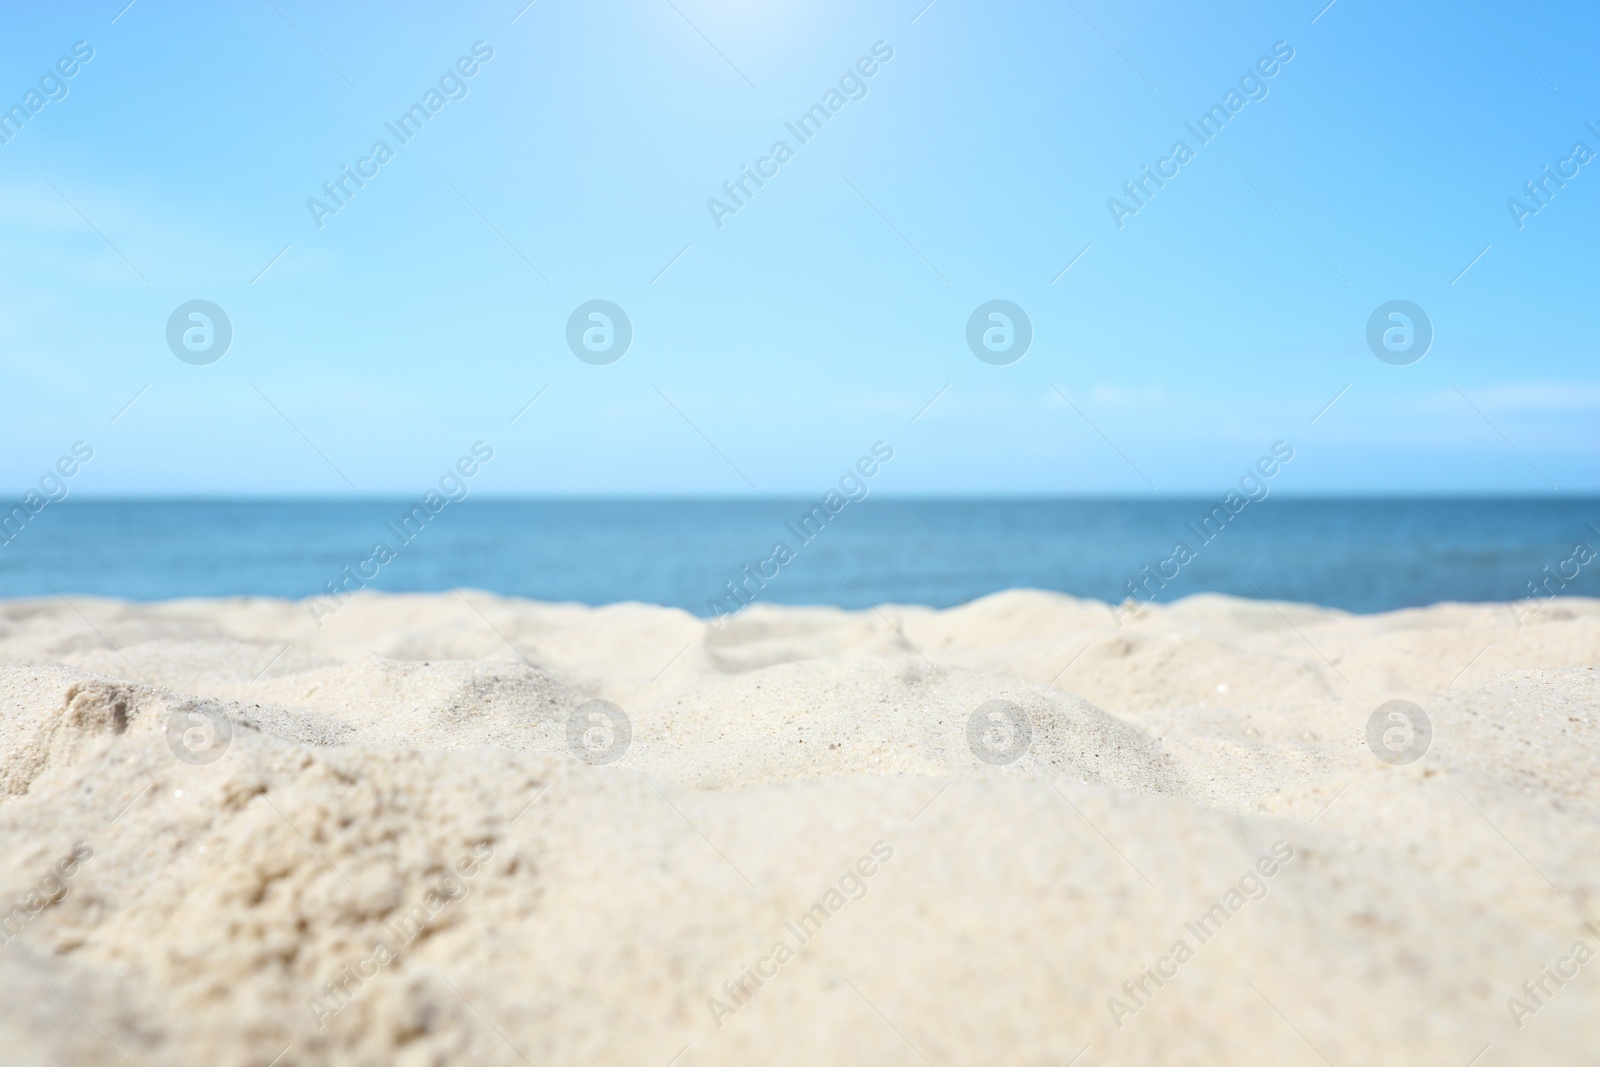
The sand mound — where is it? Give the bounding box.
[0,590,1597,1065]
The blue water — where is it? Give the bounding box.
[2,498,1598,613]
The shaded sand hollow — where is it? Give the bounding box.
[1,589,1598,1066]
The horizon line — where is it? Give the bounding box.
[17,492,1600,503]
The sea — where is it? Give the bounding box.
[2,498,1597,615]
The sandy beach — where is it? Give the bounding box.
[7,0,1595,1060]
[0,589,1596,1065]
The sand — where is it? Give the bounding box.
[0,588,1597,1066]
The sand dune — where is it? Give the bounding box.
[1,590,1597,1065]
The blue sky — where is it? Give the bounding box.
[2,0,1596,496]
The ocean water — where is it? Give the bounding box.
[2,498,1598,615]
